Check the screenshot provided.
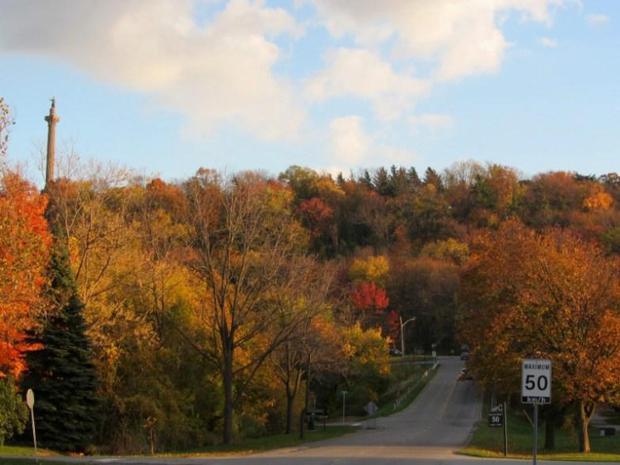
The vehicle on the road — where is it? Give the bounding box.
[389,347,403,356]
[460,350,469,360]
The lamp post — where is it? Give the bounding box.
[399,316,416,356]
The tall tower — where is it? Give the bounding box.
[44,98,60,189]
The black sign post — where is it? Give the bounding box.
[503,401,508,457]
[522,359,552,465]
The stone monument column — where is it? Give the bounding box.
[44,98,60,189]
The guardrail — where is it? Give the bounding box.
[392,363,439,410]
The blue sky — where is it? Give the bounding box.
[0,0,618,185]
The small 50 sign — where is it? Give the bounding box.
[521,359,551,404]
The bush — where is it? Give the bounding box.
[0,378,28,446]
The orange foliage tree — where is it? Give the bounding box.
[460,220,620,453]
[0,172,50,378]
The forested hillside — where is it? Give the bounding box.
[2,99,620,453]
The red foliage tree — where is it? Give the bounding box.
[298,197,334,238]
[351,281,389,312]
[0,172,51,378]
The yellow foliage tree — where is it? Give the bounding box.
[349,255,390,286]
[583,190,613,211]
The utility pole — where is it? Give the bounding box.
[44,98,59,190]
[399,316,416,356]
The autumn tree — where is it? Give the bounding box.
[519,172,591,228]
[93,179,202,453]
[0,172,50,378]
[460,221,620,453]
[387,255,460,352]
[349,255,389,286]
[43,162,134,309]
[268,257,334,434]
[280,166,344,255]
[340,323,391,409]
[419,238,469,266]
[351,283,389,315]
[184,170,310,444]
[270,288,342,434]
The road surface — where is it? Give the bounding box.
[5,357,595,464]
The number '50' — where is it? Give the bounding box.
[525,374,548,390]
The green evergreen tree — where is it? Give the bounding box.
[21,239,99,452]
[423,167,444,191]
[406,167,422,188]
[373,167,393,196]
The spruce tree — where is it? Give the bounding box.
[22,239,99,452]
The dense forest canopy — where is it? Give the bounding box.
[2,101,620,454]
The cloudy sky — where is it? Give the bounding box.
[1,0,618,182]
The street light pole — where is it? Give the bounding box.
[399,316,416,356]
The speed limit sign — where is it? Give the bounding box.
[521,359,551,404]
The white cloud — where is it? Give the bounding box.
[377,145,417,164]
[539,36,559,48]
[310,0,567,81]
[0,0,576,155]
[328,116,417,168]
[329,116,370,165]
[409,113,454,130]
[586,14,610,27]
[305,48,429,120]
[0,0,305,141]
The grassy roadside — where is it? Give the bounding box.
[0,460,83,465]
[461,402,620,462]
[1,362,435,464]
[0,426,356,465]
[166,425,356,456]
[0,445,58,457]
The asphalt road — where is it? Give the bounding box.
[6,357,595,464]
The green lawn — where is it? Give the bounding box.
[0,445,58,457]
[462,403,620,462]
[0,446,80,465]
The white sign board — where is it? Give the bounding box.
[521,359,551,404]
[26,389,35,409]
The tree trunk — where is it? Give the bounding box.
[285,391,295,434]
[544,417,555,450]
[222,347,234,445]
[577,400,593,453]
[299,354,311,439]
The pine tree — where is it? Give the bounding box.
[21,239,99,452]
[423,167,444,191]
